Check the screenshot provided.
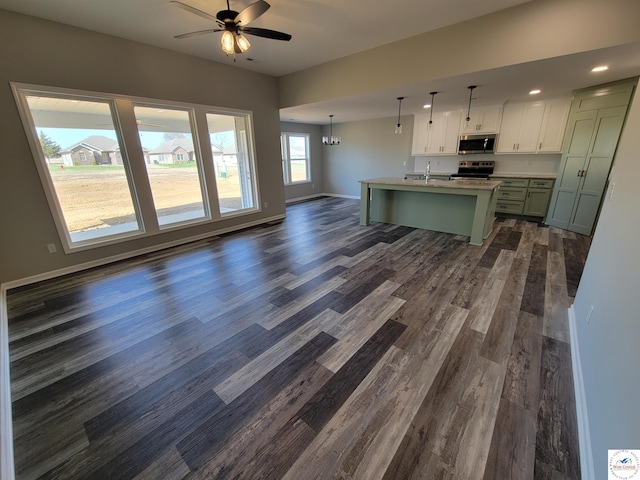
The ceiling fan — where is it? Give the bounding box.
[171,0,292,56]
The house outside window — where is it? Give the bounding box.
[281,132,310,185]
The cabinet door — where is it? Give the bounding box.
[425,111,461,155]
[411,114,429,155]
[496,105,523,152]
[568,105,627,234]
[517,103,545,152]
[497,103,544,153]
[538,101,571,153]
[426,115,447,154]
[460,106,502,134]
[523,188,552,217]
[547,110,597,229]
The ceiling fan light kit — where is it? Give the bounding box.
[172,0,291,58]
[322,115,340,146]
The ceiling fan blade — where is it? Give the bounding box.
[240,26,291,41]
[170,1,219,23]
[234,0,270,26]
[174,28,221,39]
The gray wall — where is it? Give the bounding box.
[0,9,284,284]
[322,115,415,197]
[278,0,640,109]
[280,122,324,201]
[572,90,640,477]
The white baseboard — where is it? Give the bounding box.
[568,304,595,480]
[285,193,324,204]
[322,192,360,200]
[286,193,360,204]
[2,214,286,291]
[1,286,15,480]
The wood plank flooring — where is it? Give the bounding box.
[6,197,591,479]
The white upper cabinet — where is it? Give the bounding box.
[497,103,545,153]
[427,110,462,155]
[538,100,571,153]
[412,110,461,156]
[411,114,430,155]
[497,99,570,154]
[459,105,502,134]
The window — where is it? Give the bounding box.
[133,104,207,227]
[21,94,142,245]
[13,83,260,252]
[207,112,257,214]
[281,133,310,185]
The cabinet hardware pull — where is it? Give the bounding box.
[539,142,542,150]
[513,144,516,150]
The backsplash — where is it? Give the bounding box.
[414,153,561,175]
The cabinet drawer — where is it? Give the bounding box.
[497,187,527,201]
[493,178,529,188]
[495,200,524,215]
[528,179,554,189]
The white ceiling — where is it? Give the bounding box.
[2,0,640,124]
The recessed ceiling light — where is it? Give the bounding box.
[529,89,541,95]
[423,104,432,109]
[592,65,609,72]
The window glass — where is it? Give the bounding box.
[206,112,256,214]
[15,84,261,251]
[281,133,310,184]
[134,105,207,227]
[25,94,141,244]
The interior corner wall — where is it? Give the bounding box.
[280,122,324,201]
[571,88,640,477]
[322,115,415,197]
[0,9,284,285]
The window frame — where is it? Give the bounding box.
[11,82,261,254]
[281,132,311,185]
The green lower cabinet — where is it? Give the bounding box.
[493,177,554,218]
[496,199,524,215]
[523,188,552,216]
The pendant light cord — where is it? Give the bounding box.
[396,96,404,127]
[466,85,476,122]
[428,91,437,125]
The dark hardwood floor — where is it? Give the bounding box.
[6,197,590,479]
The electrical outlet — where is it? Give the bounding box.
[47,243,57,253]
[609,182,616,200]
[403,161,406,166]
[587,305,594,323]
[263,202,268,208]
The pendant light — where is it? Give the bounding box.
[465,85,477,122]
[427,91,437,129]
[322,115,341,146]
[395,97,404,134]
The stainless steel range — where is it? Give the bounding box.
[450,160,495,179]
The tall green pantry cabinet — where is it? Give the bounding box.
[546,78,637,235]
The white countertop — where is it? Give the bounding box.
[406,171,557,179]
[360,177,502,191]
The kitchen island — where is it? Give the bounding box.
[359,177,502,246]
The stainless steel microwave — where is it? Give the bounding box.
[458,134,497,154]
